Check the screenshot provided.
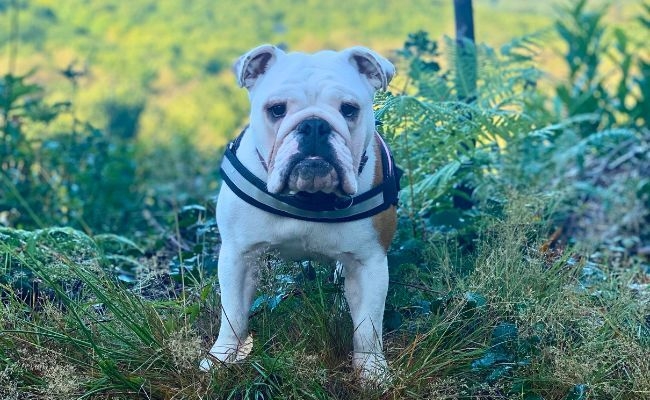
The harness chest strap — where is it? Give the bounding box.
[219,131,402,223]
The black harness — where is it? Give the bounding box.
[220,129,402,223]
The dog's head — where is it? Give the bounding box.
[234,45,394,196]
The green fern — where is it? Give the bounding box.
[377,35,543,237]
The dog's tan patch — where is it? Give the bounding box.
[371,138,397,252]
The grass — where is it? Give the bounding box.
[1,195,648,399]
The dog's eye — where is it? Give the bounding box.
[267,103,287,119]
[340,103,359,120]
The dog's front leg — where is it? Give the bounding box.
[342,254,389,380]
[200,244,258,370]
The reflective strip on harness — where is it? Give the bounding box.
[219,132,400,223]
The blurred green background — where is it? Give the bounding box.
[2,0,642,151]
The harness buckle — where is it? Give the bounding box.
[334,195,354,210]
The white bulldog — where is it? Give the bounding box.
[201,44,398,381]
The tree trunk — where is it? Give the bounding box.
[452,0,477,211]
[453,0,477,102]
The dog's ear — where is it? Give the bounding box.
[343,47,395,91]
[234,44,284,89]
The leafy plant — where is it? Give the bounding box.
[0,228,211,398]
[549,0,650,140]
[1,71,221,238]
[378,32,542,241]
[1,72,142,232]
[554,0,613,132]
[380,0,650,250]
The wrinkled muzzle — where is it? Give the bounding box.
[266,118,357,196]
[288,157,339,193]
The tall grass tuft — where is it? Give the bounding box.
[2,195,647,398]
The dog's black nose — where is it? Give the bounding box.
[296,118,331,137]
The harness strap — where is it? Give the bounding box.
[220,129,401,223]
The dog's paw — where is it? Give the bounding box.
[199,334,254,372]
[199,356,217,372]
[353,353,392,386]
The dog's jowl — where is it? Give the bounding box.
[200,44,400,381]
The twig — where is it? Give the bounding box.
[141,209,191,252]
[607,145,641,171]
[587,138,637,183]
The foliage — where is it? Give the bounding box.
[1,71,220,236]
[379,0,649,248]
[1,0,649,398]
[532,0,649,245]
[0,0,639,151]
[378,31,543,241]
[553,0,649,132]
[0,227,215,398]
[1,71,141,232]
[1,198,648,398]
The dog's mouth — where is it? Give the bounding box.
[285,156,342,194]
[266,130,359,196]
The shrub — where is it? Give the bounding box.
[1,72,220,235]
[1,72,142,232]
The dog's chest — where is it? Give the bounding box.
[259,218,375,261]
